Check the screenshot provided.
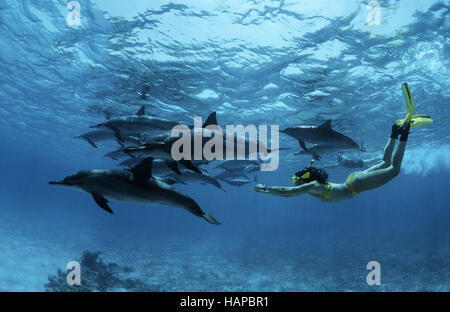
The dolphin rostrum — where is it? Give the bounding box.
[75,130,143,148]
[49,158,220,225]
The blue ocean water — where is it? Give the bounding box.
[0,0,449,291]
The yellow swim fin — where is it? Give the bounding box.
[401,82,414,125]
[396,114,434,127]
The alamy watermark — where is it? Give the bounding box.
[66,261,81,286]
[366,1,381,26]
[366,261,381,286]
[170,117,280,171]
[66,1,81,27]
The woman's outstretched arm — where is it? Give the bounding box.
[253,182,318,198]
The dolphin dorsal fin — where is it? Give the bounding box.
[129,157,153,185]
[318,120,332,130]
[203,112,218,128]
[136,105,145,116]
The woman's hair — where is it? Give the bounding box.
[295,166,329,185]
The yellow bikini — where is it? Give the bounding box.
[313,173,359,202]
[345,171,360,197]
[314,182,333,202]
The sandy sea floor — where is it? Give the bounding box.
[1,214,448,292]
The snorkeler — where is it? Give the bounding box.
[323,153,380,170]
[254,83,434,202]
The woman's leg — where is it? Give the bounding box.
[348,123,410,193]
[364,138,396,172]
[364,122,407,172]
[350,141,406,192]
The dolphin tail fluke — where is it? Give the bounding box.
[202,210,221,225]
[185,200,221,225]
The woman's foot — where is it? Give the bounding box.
[391,122,411,141]
[391,123,402,139]
[399,122,411,141]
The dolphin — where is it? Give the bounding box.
[90,106,179,142]
[75,130,143,148]
[281,120,362,156]
[49,158,220,225]
[125,112,287,171]
[293,143,361,160]
[123,112,220,174]
[119,158,182,177]
[214,170,248,181]
[214,160,261,174]
[164,170,224,191]
[216,174,257,187]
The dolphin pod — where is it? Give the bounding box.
[53,106,362,224]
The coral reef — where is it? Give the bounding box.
[45,251,163,292]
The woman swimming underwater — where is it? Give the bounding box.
[254,83,433,202]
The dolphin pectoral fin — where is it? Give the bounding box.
[129,157,154,185]
[166,160,181,175]
[180,160,202,174]
[298,139,308,151]
[116,139,125,148]
[312,153,321,161]
[87,139,98,148]
[92,193,113,214]
[109,126,124,142]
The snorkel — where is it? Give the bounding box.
[292,159,315,185]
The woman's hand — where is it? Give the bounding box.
[254,184,269,193]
